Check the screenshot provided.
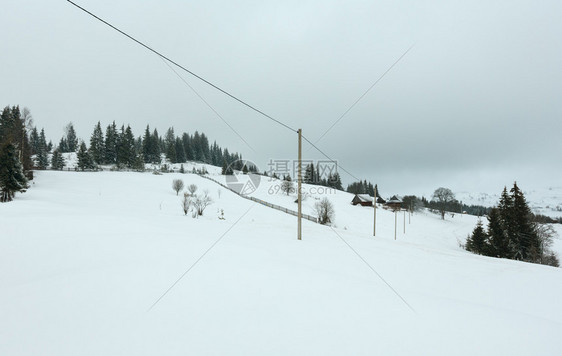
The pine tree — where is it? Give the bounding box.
[182,133,193,161]
[58,137,69,153]
[36,128,49,169]
[104,122,117,164]
[510,182,540,261]
[77,142,94,171]
[466,219,488,254]
[0,143,28,202]
[487,207,509,258]
[30,127,40,155]
[165,127,177,163]
[175,137,186,163]
[51,148,65,170]
[89,121,105,164]
[65,123,78,152]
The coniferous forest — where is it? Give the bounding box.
[465,183,559,267]
[0,104,255,201]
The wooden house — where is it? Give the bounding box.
[386,195,402,211]
[351,194,374,207]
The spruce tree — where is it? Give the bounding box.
[165,127,177,163]
[30,127,40,155]
[0,143,28,202]
[104,122,117,164]
[466,219,488,254]
[89,121,105,164]
[182,133,193,161]
[36,129,49,169]
[65,123,78,152]
[510,182,540,261]
[77,142,94,171]
[487,207,509,258]
[175,137,186,163]
[51,148,65,170]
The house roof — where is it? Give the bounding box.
[386,195,402,204]
[354,194,373,202]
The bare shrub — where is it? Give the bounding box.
[181,192,192,215]
[193,190,213,216]
[188,184,198,196]
[314,197,335,225]
[280,180,294,195]
[172,179,184,195]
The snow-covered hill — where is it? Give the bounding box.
[1,170,561,355]
[456,186,562,219]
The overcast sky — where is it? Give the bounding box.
[2,0,561,197]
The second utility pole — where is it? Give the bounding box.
[297,129,302,240]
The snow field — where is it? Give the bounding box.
[1,170,562,355]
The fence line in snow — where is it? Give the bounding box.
[199,174,319,224]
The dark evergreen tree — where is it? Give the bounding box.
[51,148,65,170]
[0,143,28,202]
[89,121,105,164]
[77,141,95,170]
[304,163,315,184]
[65,123,78,152]
[510,182,540,261]
[152,128,161,163]
[466,219,488,254]
[30,127,40,155]
[104,122,118,164]
[175,137,186,163]
[487,207,509,258]
[58,137,69,153]
[182,133,193,161]
[36,128,49,169]
[164,127,177,163]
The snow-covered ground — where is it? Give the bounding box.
[1,170,562,355]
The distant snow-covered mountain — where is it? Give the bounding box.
[456,186,562,218]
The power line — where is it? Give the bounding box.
[329,226,416,313]
[301,134,361,182]
[147,204,254,312]
[160,57,257,153]
[67,0,297,134]
[312,44,415,146]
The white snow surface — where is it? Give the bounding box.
[2,169,562,355]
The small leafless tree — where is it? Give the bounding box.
[193,190,213,216]
[181,192,192,215]
[172,179,184,195]
[314,197,335,225]
[280,180,294,195]
[432,187,456,220]
[188,184,198,196]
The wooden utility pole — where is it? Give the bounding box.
[394,210,397,240]
[403,210,406,234]
[373,185,377,236]
[297,129,302,241]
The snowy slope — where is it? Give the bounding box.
[1,171,562,355]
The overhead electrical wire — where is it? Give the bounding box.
[67,0,297,134]
[67,0,372,183]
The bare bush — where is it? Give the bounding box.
[193,190,213,216]
[181,192,192,215]
[188,184,198,196]
[172,179,184,195]
[280,180,294,195]
[314,197,335,225]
